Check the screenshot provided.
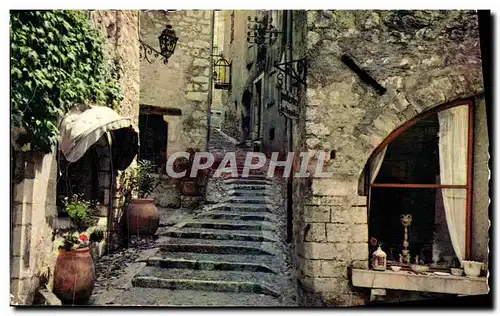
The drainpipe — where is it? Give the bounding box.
[286,10,293,243]
[206,10,215,151]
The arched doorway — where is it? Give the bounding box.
[362,99,474,266]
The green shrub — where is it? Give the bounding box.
[63,194,95,228]
[10,10,123,152]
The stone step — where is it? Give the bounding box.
[198,210,278,222]
[161,227,278,242]
[182,219,275,231]
[227,184,269,191]
[217,203,275,212]
[227,189,271,197]
[224,196,269,204]
[109,287,282,306]
[223,179,273,185]
[146,257,276,274]
[157,238,274,255]
[132,267,280,297]
[150,251,278,268]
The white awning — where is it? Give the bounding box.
[59,105,138,163]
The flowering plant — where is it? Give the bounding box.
[62,194,99,229]
[59,228,105,251]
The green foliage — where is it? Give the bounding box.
[10,10,123,152]
[63,194,96,228]
[134,160,162,198]
[89,228,105,243]
[120,160,162,200]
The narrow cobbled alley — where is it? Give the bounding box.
[89,129,297,306]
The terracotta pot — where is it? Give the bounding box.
[52,247,95,304]
[126,198,160,235]
[181,181,199,196]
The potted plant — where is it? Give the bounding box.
[174,148,207,196]
[52,228,105,304]
[123,160,162,236]
[62,194,98,229]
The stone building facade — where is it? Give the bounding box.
[219,10,489,306]
[139,10,212,155]
[219,10,290,156]
[291,10,488,306]
[10,10,141,305]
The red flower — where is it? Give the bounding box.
[370,237,378,246]
[79,233,89,242]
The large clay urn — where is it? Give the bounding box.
[53,247,95,304]
[126,198,160,235]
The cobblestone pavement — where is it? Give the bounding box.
[90,129,297,306]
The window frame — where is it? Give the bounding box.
[366,97,475,259]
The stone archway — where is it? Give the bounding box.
[355,64,484,194]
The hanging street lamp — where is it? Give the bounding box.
[213,56,231,90]
[139,24,179,65]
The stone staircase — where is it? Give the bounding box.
[113,129,296,306]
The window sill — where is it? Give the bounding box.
[352,269,488,296]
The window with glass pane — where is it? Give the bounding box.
[368,103,472,267]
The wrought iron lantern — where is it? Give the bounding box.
[139,24,178,65]
[213,57,231,90]
[158,24,178,60]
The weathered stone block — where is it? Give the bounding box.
[304,205,330,222]
[305,223,326,242]
[307,31,321,50]
[14,180,34,204]
[302,259,321,277]
[303,242,336,259]
[193,58,210,67]
[322,293,353,307]
[351,224,368,243]
[185,10,204,18]
[351,196,368,206]
[311,179,357,196]
[330,205,351,223]
[192,76,208,83]
[326,223,349,242]
[352,260,369,270]
[186,91,207,102]
[303,276,349,294]
[320,260,348,278]
[11,256,23,279]
[350,242,368,261]
[12,203,32,227]
[351,206,367,224]
[306,122,331,136]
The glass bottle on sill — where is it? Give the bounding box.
[372,246,387,271]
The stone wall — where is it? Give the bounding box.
[11,151,58,304]
[91,10,141,125]
[140,10,211,153]
[11,11,141,305]
[294,10,485,306]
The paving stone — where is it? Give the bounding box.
[110,287,282,306]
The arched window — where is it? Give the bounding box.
[364,98,474,266]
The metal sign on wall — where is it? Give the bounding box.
[279,90,299,120]
[274,56,306,121]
